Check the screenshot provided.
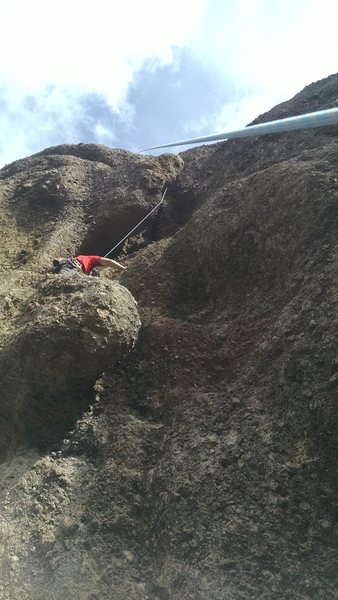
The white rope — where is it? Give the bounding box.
[104,188,167,258]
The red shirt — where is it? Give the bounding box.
[75,255,101,274]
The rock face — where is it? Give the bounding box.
[0,275,141,455]
[0,73,337,600]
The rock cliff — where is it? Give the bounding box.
[0,73,337,599]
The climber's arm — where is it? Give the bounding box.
[98,257,126,270]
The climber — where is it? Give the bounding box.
[52,255,126,275]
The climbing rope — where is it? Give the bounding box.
[103,107,337,257]
[141,107,338,151]
[104,188,167,258]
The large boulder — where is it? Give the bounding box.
[0,275,141,456]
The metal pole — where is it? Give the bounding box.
[140,107,338,152]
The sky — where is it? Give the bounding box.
[0,0,337,167]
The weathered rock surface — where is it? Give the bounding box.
[0,275,141,456]
[0,73,337,600]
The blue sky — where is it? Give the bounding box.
[0,0,337,166]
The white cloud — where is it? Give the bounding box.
[0,85,86,158]
[0,0,209,108]
[94,122,117,141]
[188,0,338,129]
[0,0,209,165]
[0,0,337,165]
